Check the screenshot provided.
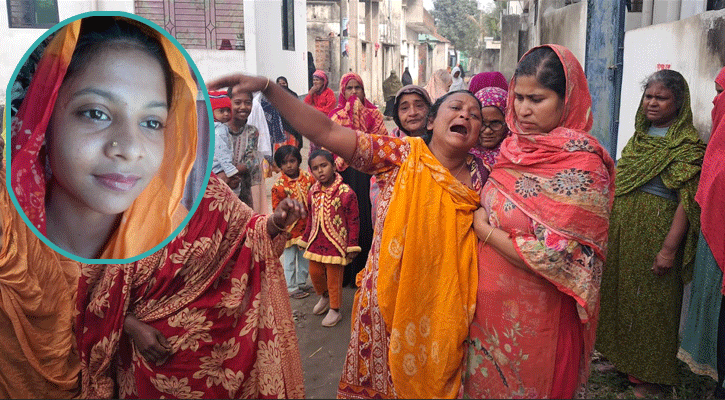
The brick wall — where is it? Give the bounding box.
[315,38,331,73]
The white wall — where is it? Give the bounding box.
[1,0,135,101]
[243,0,307,96]
[616,9,725,159]
[3,0,307,101]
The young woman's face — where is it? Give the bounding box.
[344,78,365,102]
[309,155,335,185]
[427,92,482,154]
[47,47,167,217]
[513,75,564,134]
[479,106,507,149]
[642,81,679,128]
[397,93,429,136]
[277,78,288,88]
[716,82,724,95]
[213,107,231,123]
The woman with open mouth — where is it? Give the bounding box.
[207,67,487,398]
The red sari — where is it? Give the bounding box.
[696,66,725,290]
[76,176,305,398]
[463,44,615,398]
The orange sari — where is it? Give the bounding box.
[0,164,80,398]
[462,44,615,398]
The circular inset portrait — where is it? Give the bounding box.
[7,13,210,261]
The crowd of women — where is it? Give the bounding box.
[1,11,724,400]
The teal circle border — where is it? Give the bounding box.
[4,10,215,264]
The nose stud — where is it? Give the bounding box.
[111,141,118,147]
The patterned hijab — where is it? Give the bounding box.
[492,44,615,277]
[615,70,705,280]
[469,71,508,94]
[470,87,510,168]
[10,17,199,259]
[696,66,725,277]
[329,73,387,136]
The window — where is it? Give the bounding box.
[7,0,59,28]
[626,0,643,12]
[708,0,725,10]
[282,0,294,50]
[135,0,245,50]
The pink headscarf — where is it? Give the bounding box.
[336,72,376,109]
[469,87,510,168]
[312,69,329,92]
[696,66,725,282]
[469,71,509,94]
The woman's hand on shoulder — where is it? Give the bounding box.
[123,314,171,364]
[268,198,307,237]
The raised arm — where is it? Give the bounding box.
[207,75,358,161]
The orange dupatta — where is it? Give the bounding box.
[377,138,479,398]
[10,16,199,259]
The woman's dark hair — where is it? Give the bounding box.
[642,69,687,111]
[422,90,480,144]
[308,149,335,166]
[276,76,288,85]
[64,16,175,107]
[274,144,301,166]
[514,47,566,100]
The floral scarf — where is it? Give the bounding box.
[470,86,510,169]
[10,17,198,259]
[492,44,616,309]
[615,70,706,281]
[696,66,725,288]
[329,73,387,140]
[76,176,305,398]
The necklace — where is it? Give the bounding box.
[453,160,468,182]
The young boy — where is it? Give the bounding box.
[210,90,232,123]
[271,145,315,299]
[299,150,360,327]
[210,90,241,188]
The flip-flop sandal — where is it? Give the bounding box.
[289,290,309,299]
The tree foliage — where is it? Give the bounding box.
[431,0,480,55]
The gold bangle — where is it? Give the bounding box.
[658,251,675,261]
[262,77,270,92]
[271,217,285,232]
[483,227,495,245]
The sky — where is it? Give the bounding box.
[423,0,495,12]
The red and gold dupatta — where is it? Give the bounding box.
[329,72,387,137]
[76,177,304,398]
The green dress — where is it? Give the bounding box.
[678,231,721,381]
[596,85,705,386]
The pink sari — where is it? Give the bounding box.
[463,44,615,398]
